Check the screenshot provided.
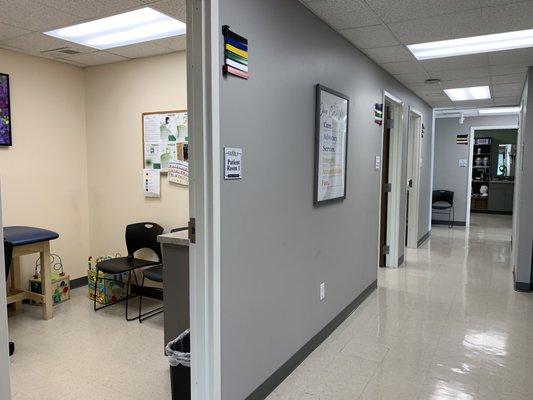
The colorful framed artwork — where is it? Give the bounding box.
[0,73,12,146]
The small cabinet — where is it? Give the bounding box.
[488,182,514,212]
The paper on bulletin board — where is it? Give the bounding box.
[143,169,160,198]
[168,160,189,186]
[143,111,188,172]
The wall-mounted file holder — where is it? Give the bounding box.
[222,25,249,80]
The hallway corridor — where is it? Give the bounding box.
[269,214,531,400]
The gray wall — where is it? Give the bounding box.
[433,115,518,223]
[514,69,532,285]
[218,1,432,398]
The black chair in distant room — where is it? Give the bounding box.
[4,240,15,356]
[93,222,164,321]
[432,190,455,228]
[138,227,188,323]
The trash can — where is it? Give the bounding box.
[166,329,191,400]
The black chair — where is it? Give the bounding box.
[138,227,188,323]
[94,222,164,321]
[4,240,15,356]
[432,190,455,228]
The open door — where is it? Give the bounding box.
[406,108,422,249]
[0,182,11,400]
[378,93,404,268]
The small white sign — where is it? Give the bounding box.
[375,156,381,171]
[224,147,242,180]
[143,169,160,198]
[459,159,468,168]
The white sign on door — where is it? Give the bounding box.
[224,147,242,180]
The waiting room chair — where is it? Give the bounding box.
[432,190,455,228]
[94,222,164,321]
[4,240,15,356]
[138,227,188,323]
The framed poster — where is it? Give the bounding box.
[0,73,12,147]
[142,110,188,172]
[314,84,349,206]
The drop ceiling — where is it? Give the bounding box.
[300,0,533,108]
[0,0,186,67]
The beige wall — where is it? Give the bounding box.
[0,49,188,286]
[0,48,90,284]
[84,52,189,259]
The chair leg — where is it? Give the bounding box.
[138,274,145,323]
[451,207,455,228]
[125,270,141,321]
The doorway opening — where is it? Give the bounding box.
[378,92,404,268]
[406,108,423,249]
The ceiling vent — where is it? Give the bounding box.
[425,78,441,85]
[41,47,81,58]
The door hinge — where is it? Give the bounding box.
[383,245,390,255]
[188,218,196,244]
[386,119,394,129]
[384,183,392,193]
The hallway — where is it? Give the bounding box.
[268,214,532,400]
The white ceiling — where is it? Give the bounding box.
[300,0,533,108]
[0,0,186,67]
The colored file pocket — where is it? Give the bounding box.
[222,25,249,79]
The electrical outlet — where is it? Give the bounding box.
[320,282,325,301]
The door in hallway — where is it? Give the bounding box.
[379,105,391,268]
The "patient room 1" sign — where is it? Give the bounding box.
[224,147,242,180]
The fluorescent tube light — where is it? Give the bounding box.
[408,29,533,60]
[45,8,186,50]
[444,86,491,101]
[478,107,520,115]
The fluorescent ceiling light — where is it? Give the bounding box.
[478,107,520,115]
[408,29,533,60]
[444,86,491,101]
[45,7,186,50]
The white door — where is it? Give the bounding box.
[0,182,12,400]
[406,109,422,249]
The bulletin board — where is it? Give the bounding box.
[142,110,188,172]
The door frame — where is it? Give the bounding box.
[465,124,518,227]
[187,1,221,399]
[406,107,423,249]
[0,182,11,400]
[379,91,405,268]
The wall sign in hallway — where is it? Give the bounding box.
[224,147,243,180]
[314,84,349,206]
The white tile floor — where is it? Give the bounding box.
[268,214,533,400]
[8,214,530,400]
[8,288,170,400]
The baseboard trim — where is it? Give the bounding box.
[417,230,431,247]
[71,276,88,289]
[514,281,531,292]
[245,279,378,400]
[432,220,466,227]
[398,255,404,266]
[471,210,512,215]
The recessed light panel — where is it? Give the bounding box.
[408,29,533,60]
[478,107,520,115]
[444,86,491,102]
[45,8,186,50]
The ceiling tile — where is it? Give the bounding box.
[388,9,486,44]
[363,45,414,63]
[489,63,528,76]
[488,47,533,66]
[0,0,81,31]
[150,0,186,22]
[420,54,490,72]
[404,83,444,94]
[367,0,480,24]
[36,0,145,19]
[482,2,533,34]
[450,99,494,107]
[492,82,524,95]
[153,35,186,51]
[429,67,490,81]
[429,99,454,107]
[381,60,425,75]
[340,24,399,49]
[305,0,381,30]
[393,70,430,84]
[478,0,525,5]
[0,32,94,58]
[491,73,526,85]
[63,51,129,66]
[440,77,490,88]
[108,41,175,58]
[0,22,30,41]
[57,58,88,67]
[493,96,521,105]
